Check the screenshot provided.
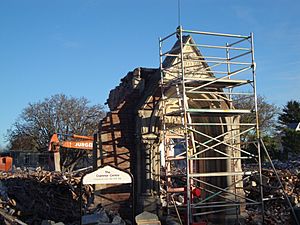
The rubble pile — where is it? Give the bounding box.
[161,165,300,224]
[0,169,93,225]
[265,158,300,173]
[82,206,126,225]
[245,168,300,225]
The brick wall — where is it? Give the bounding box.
[94,68,159,219]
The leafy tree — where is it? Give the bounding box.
[7,94,105,171]
[278,100,300,125]
[278,100,300,156]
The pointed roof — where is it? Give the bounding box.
[288,122,300,131]
[162,35,210,72]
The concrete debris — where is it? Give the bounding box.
[83,206,125,225]
[0,168,93,225]
[245,168,300,224]
[111,215,123,224]
[82,213,109,225]
[161,163,300,224]
[264,158,300,173]
[41,220,65,225]
[0,207,28,225]
[165,216,181,225]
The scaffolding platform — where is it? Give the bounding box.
[159,26,264,225]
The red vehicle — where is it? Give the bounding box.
[0,156,13,171]
[48,133,94,171]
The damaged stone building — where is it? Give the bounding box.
[94,28,261,225]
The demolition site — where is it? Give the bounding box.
[1,26,299,225]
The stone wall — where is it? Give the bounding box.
[94,36,244,224]
[95,68,160,219]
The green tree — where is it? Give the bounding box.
[278,100,300,156]
[278,100,300,125]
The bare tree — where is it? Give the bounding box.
[7,94,105,170]
[234,95,279,135]
[234,95,280,159]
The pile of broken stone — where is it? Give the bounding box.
[244,162,300,225]
[0,168,125,225]
[160,163,300,225]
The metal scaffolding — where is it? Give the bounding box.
[159,26,264,224]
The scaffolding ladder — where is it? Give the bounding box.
[159,26,264,225]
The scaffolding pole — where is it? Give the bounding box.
[159,26,264,225]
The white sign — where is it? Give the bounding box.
[82,165,132,185]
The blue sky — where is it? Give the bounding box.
[0,0,299,148]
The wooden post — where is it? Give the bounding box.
[93,133,98,171]
[53,151,61,172]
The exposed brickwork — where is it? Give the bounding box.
[95,68,159,219]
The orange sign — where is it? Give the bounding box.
[61,141,93,150]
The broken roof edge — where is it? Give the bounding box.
[104,33,213,112]
[105,67,159,111]
[287,122,300,131]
